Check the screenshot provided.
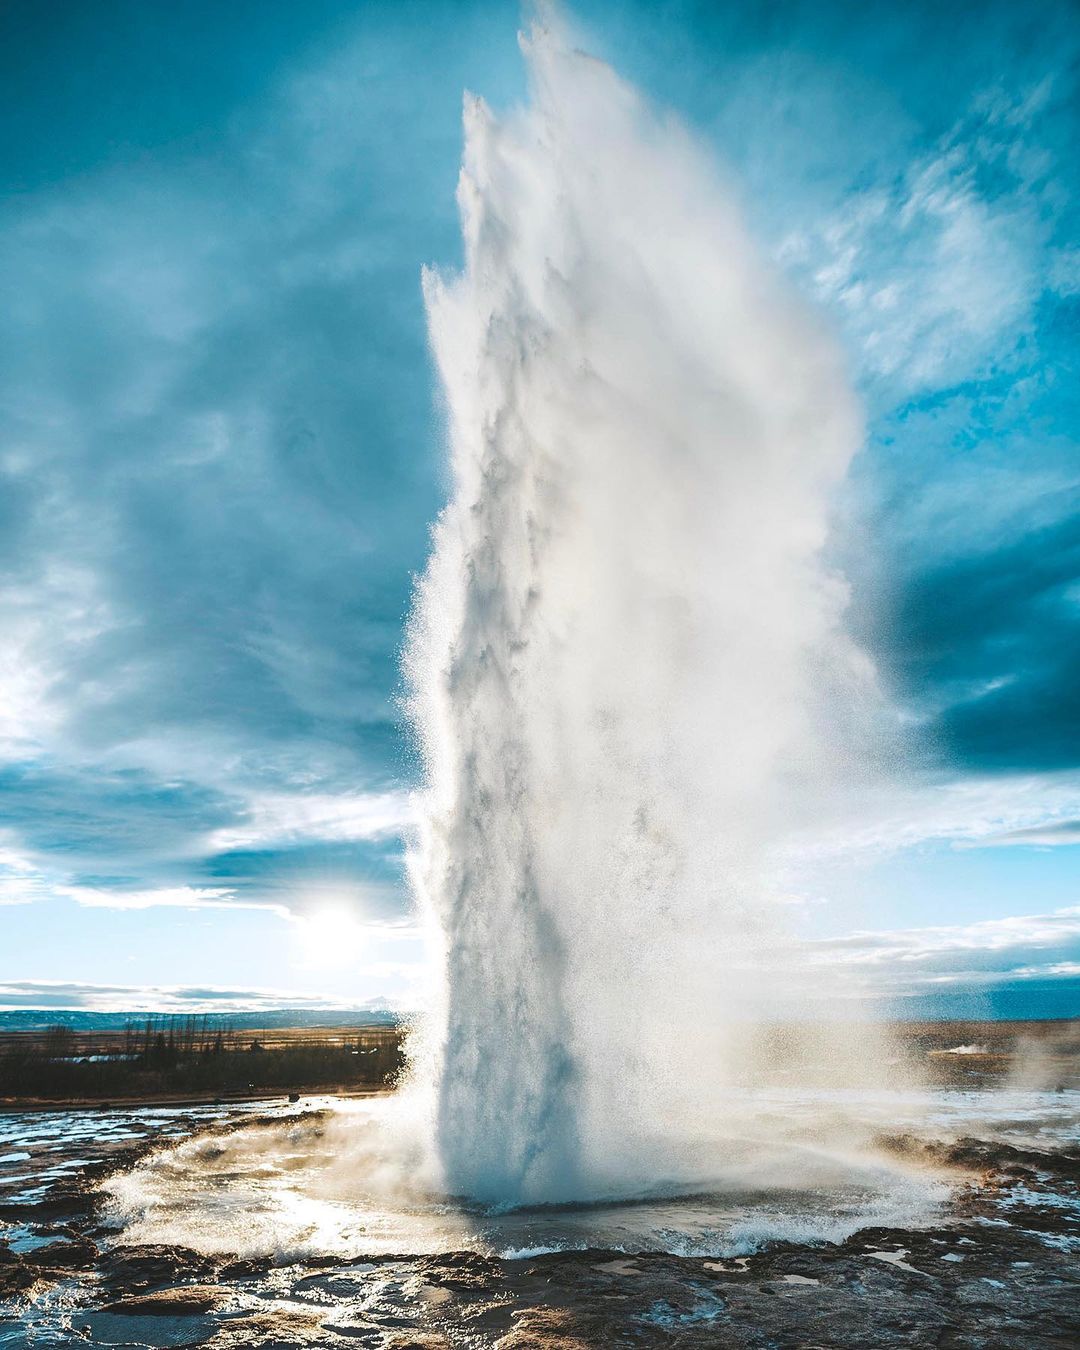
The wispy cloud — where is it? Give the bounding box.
[781,78,1065,396]
[205,790,413,854]
[780,769,1080,865]
[0,979,360,1013]
[60,885,283,915]
[971,819,1080,848]
[797,907,1080,1002]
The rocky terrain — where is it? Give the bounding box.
[1,1106,1078,1348]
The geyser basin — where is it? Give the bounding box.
[6,1085,1077,1349]
[96,1093,977,1262]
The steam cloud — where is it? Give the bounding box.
[405,15,886,1205]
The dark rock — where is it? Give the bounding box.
[102,1284,227,1316]
[99,1243,219,1291]
[494,1306,607,1348]
[25,1238,98,1268]
[0,1262,39,1298]
[382,1335,452,1349]
[419,1250,503,1290]
[217,1256,272,1280]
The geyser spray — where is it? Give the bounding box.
[405,13,878,1206]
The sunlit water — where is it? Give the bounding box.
[0,1101,289,1211]
[93,1089,1079,1261]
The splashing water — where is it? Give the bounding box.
[404,15,884,1208]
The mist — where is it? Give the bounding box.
[404,13,894,1207]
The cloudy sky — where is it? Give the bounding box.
[2,0,1078,1017]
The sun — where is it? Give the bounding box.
[296,906,365,969]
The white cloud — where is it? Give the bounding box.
[205,789,413,853]
[965,820,1080,848]
[0,846,59,906]
[60,884,288,916]
[809,906,1080,962]
[783,769,1080,863]
[0,566,111,763]
[0,979,367,1014]
[792,906,1080,1000]
[782,80,1060,393]
[1049,246,1080,295]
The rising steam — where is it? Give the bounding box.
[404,13,884,1206]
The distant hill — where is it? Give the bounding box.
[887,983,1080,1023]
[0,1007,405,1033]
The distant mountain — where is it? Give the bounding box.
[888,982,1080,1023]
[0,1007,405,1033]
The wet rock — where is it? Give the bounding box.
[25,1237,98,1267]
[382,1335,452,1349]
[198,1306,337,1347]
[0,1185,86,1222]
[495,1306,597,1349]
[99,1242,219,1291]
[419,1250,503,1290]
[0,1260,39,1298]
[3,1104,1079,1348]
[102,1283,229,1315]
[326,1320,452,1346]
[591,1259,642,1276]
[885,1132,1080,1183]
[217,1255,272,1281]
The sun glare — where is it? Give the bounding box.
[297,906,365,968]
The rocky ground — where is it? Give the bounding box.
[1,1110,1078,1348]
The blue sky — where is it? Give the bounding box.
[1,0,1078,1016]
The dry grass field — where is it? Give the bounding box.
[0,1019,406,1107]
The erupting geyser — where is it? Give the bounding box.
[405,14,878,1206]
